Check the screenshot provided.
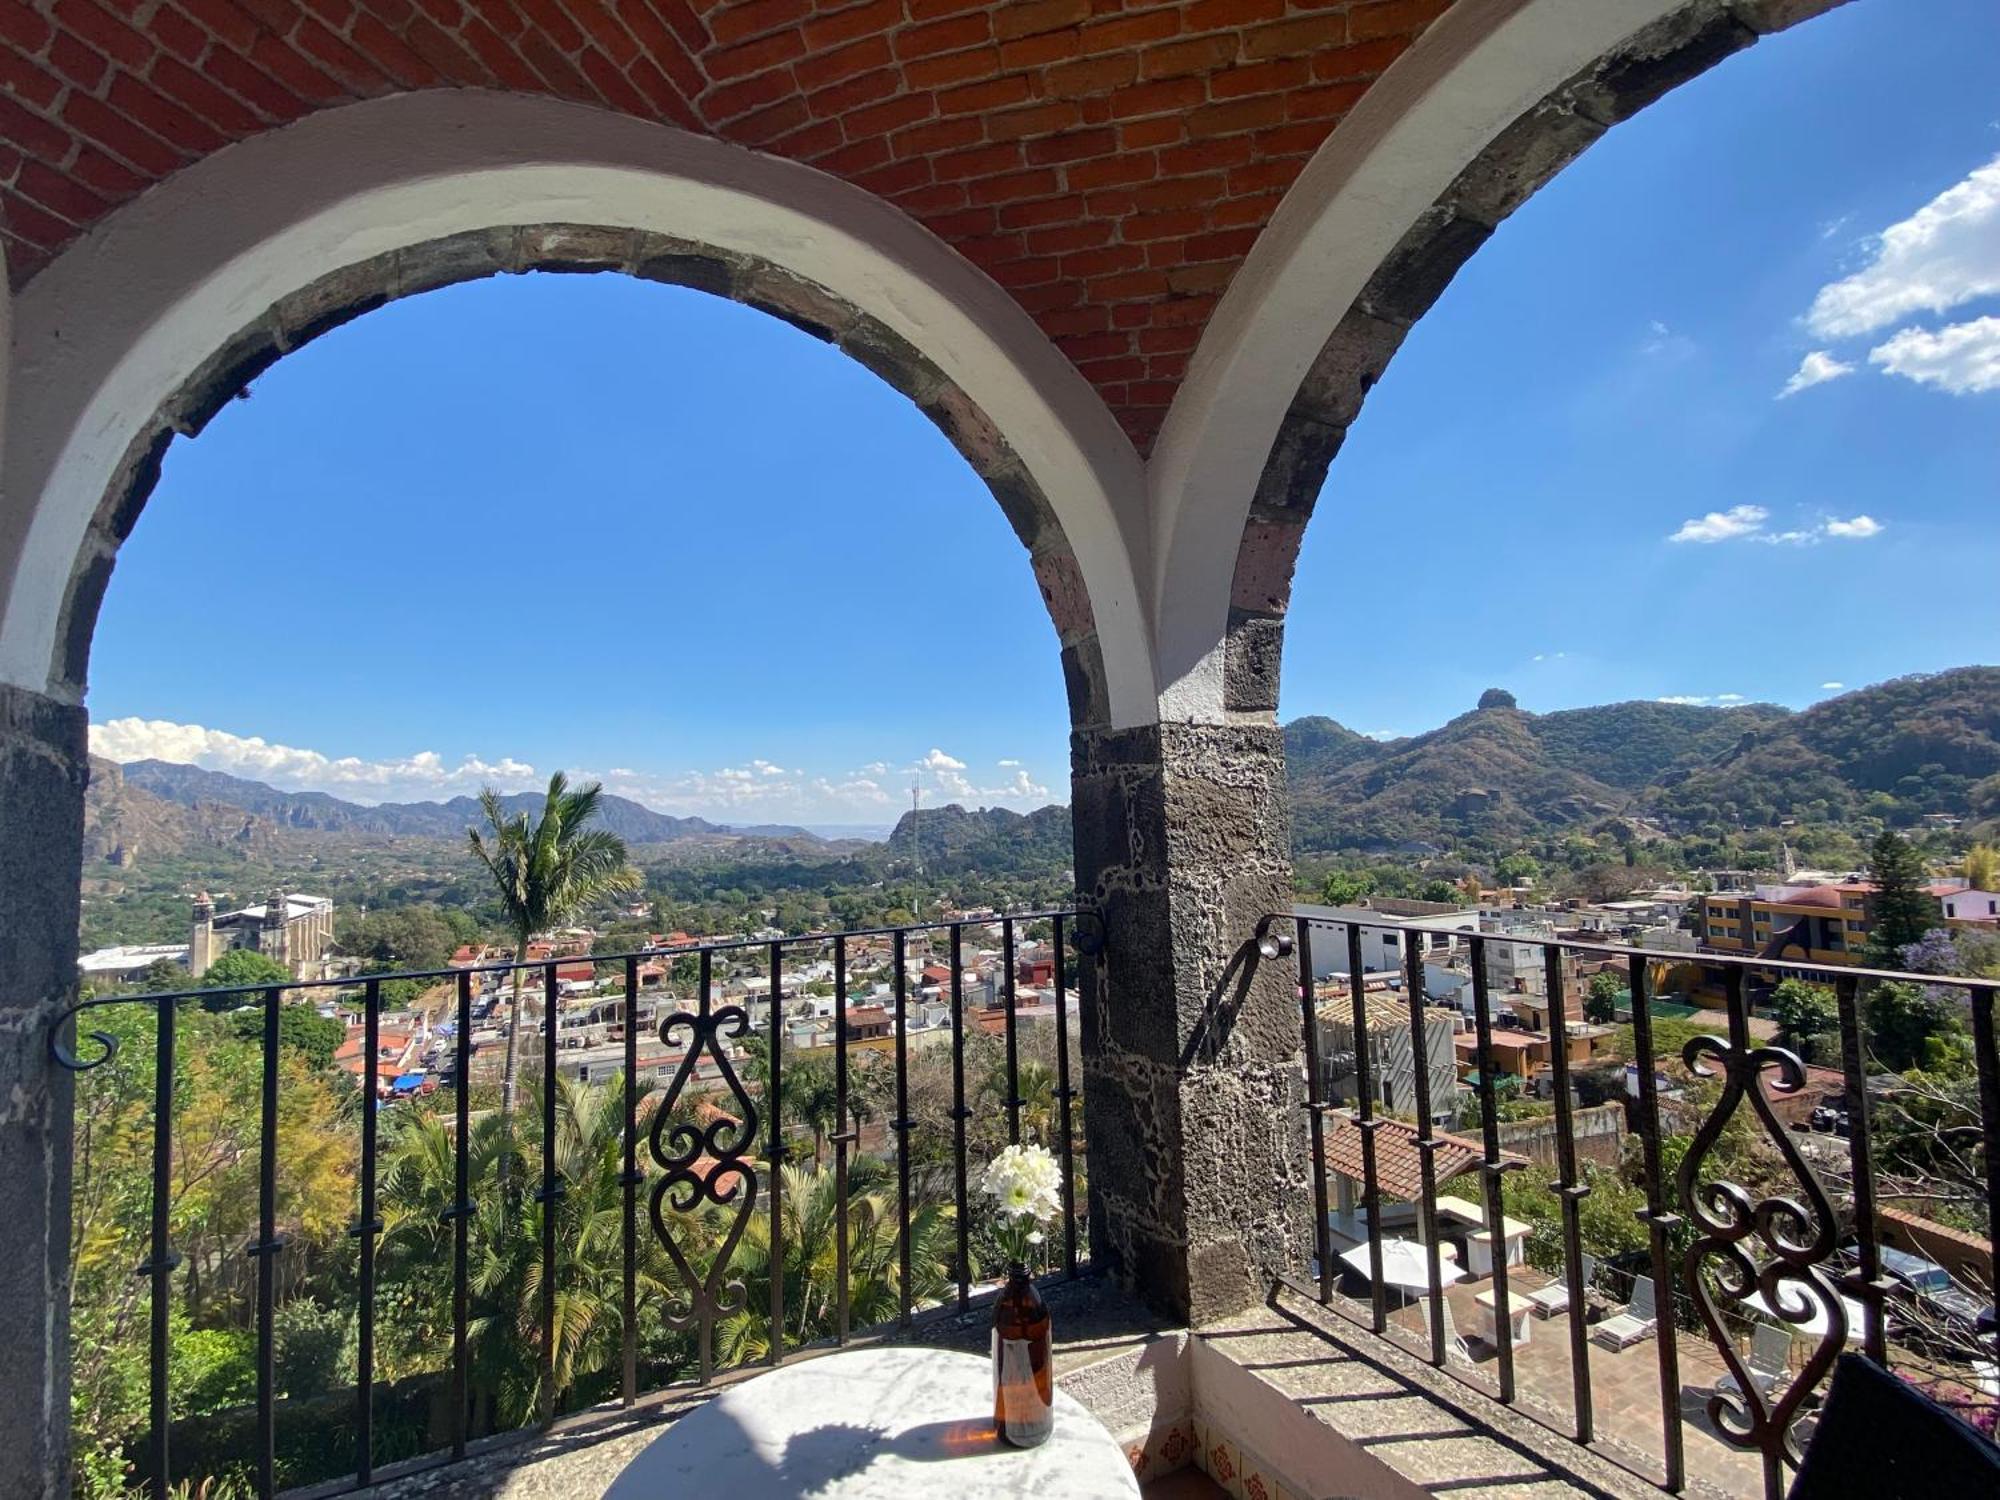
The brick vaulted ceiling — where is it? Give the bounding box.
[0,0,1453,451]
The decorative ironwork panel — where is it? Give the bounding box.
[647,974,760,1381]
[1676,1025,1843,1489]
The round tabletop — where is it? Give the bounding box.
[603,1345,1140,1499]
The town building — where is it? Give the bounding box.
[1696,879,2000,964]
[187,890,335,980]
[1314,993,1460,1125]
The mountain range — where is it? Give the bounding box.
[84,667,2000,872]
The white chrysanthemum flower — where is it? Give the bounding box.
[980,1143,1062,1223]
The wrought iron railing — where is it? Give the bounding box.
[54,910,1097,1498]
[1259,910,1999,1500]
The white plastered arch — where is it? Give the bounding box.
[0,89,1158,725]
[1147,0,1688,723]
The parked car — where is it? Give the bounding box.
[1878,1246,1990,1360]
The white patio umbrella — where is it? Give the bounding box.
[1339,1238,1467,1293]
[1739,1286,1866,1342]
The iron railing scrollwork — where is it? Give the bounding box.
[49,907,1092,1499]
[1270,907,2000,1500]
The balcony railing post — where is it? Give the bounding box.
[950,923,971,1310]
[1466,937,1517,1407]
[140,995,180,1500]
[892,929,913,1328]
[1833,973,1889,1365]
[1294,918,1333,1305]
[352,977,382,1484]
[1402,933,1447,1366]
[1969,984,2000,1349]
[1002,918,1022,1144]
[767,940,786,1365]
[1345,925,1387,1334]
[249,986,286,1500]
[1542,946,1594,1445]
[538,961,560,1419]
[450,969,474,1451]
[620,956,640,1405]
[833,937,852,1344]
[1625,953,1685,1493]
[1053,913,1079,1278]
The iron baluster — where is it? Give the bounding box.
[648,944,759,1385]
[353,977,382,1484]
[248,986,286,1500]
[447,970,474,1454]
[1294,917,1333,1305]
[1677,967,1842,1500]
[1346,924,1387,1335]
[1968,985,2000,1363]
[951,923,972,1310]
[833,937,852,1343]
[1466,938,1518,1407]
[893,929,913,1328]
[141,995,180,1499]
[1403,932,1446,1366]
[1542,945,1594,1445]
[1625,953,1685,1493]
[767,941,786,1365]
[1833,975,1890,1365]
[1003,918,1022,1144]
[538,962,561,1418]
[1053,912,1078,1277]
[621,956,641,1405]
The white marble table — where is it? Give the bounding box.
[602,1345,1140,1499]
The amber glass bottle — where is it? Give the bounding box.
[992,1262,1053,1447]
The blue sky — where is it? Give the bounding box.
[89,0,2000,822]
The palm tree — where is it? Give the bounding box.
[718,1156,956,1364]
[468,773,641,1148]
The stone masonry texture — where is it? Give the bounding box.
[0,683,87,1500]
[1070,719,1309,1325]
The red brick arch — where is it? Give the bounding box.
[0,0,1453,455]
[1215,0,1852,717]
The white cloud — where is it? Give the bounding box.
[1640,319,1695,360]
[1821,682,1846,691]
[1777,349,1855,398]
[1668,505,1768,544]
[1804,153,2000,339]
[90,717,538,802]
[92,717,1057,824]
[1868,316,2000,395]
[996,758,1022,767]
[1657,694,1747,707]
[1531,651,1568,663]
[1666,505,1884,547]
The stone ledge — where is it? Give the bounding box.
[1195,1287,1740,1500]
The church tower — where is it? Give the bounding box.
[262,888,291,975]
[188,892,215,979]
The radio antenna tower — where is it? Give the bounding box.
[910,783,923,875]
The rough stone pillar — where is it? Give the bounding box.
[1072,720,1309,1326]
[0,684,86,1499]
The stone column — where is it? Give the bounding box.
[1071,719,1310,1326]
[0,684,85,1499]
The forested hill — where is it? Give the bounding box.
[883,803,1074,876]
[1286,668,2000,854]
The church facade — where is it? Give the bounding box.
[188,890,336,981]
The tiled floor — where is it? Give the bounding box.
[1141,1468,1230,1498]
[1380,1272,1770,1496]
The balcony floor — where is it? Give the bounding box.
[1197,1284,1756,1500]
[360,1275,1174,1500]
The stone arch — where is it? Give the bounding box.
[0,88,1155,729]
[1149,0,1849,724]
